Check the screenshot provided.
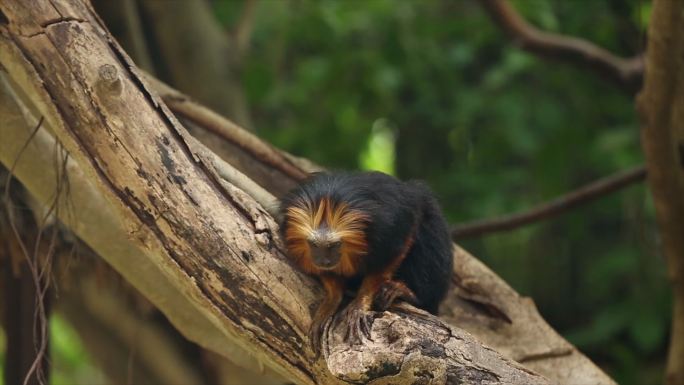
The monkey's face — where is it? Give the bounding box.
[283,197,368,276]
[306,227,343,269]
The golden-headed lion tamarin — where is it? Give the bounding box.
[280,171,453,354]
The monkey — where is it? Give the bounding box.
[279,171,453,354]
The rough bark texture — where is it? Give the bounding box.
[146,74,306,198]
[0,61,284,384]
[1,2,616,381]
[443,246,614,384]
[1,183,276,385]
[636,0,684,383]
[0,1,553,383]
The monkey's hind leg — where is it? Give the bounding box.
[310,276,344,357]
[373,279,418,311]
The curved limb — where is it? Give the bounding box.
[309,275,344,357]
[335,273,383,343]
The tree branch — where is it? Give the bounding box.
[0,38,275,384]
[452,165,647,239]
[636,0,684,382]
[144,73,308,197]
[148,74,309,183]
[479,0,644,92]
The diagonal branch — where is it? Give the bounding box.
[452,165,646,239]
[480,0,644,92]
[143,72,314,198]
[147,74,309,184]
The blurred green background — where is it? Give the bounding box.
[2,1,669,384]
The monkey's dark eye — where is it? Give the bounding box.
[307,238,340,250]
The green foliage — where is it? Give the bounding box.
[238,0,668,383]
[0,315,103,385]
[50,315,106,385]
[360,118,396,174]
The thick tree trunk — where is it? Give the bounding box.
[636,0,684,383]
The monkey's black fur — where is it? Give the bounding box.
[280,171,453,314]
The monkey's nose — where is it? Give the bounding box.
[308,239,342,269]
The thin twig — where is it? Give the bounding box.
[5,197,49,385]
[480,0,644,91]
[452,165,647,239]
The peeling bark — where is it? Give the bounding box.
[0,22,280,383]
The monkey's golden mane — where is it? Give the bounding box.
[284,197,369,276]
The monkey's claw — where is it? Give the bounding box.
[374,280,418,311]
[336,302,373,344]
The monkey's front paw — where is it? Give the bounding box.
[336,302,373,344]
